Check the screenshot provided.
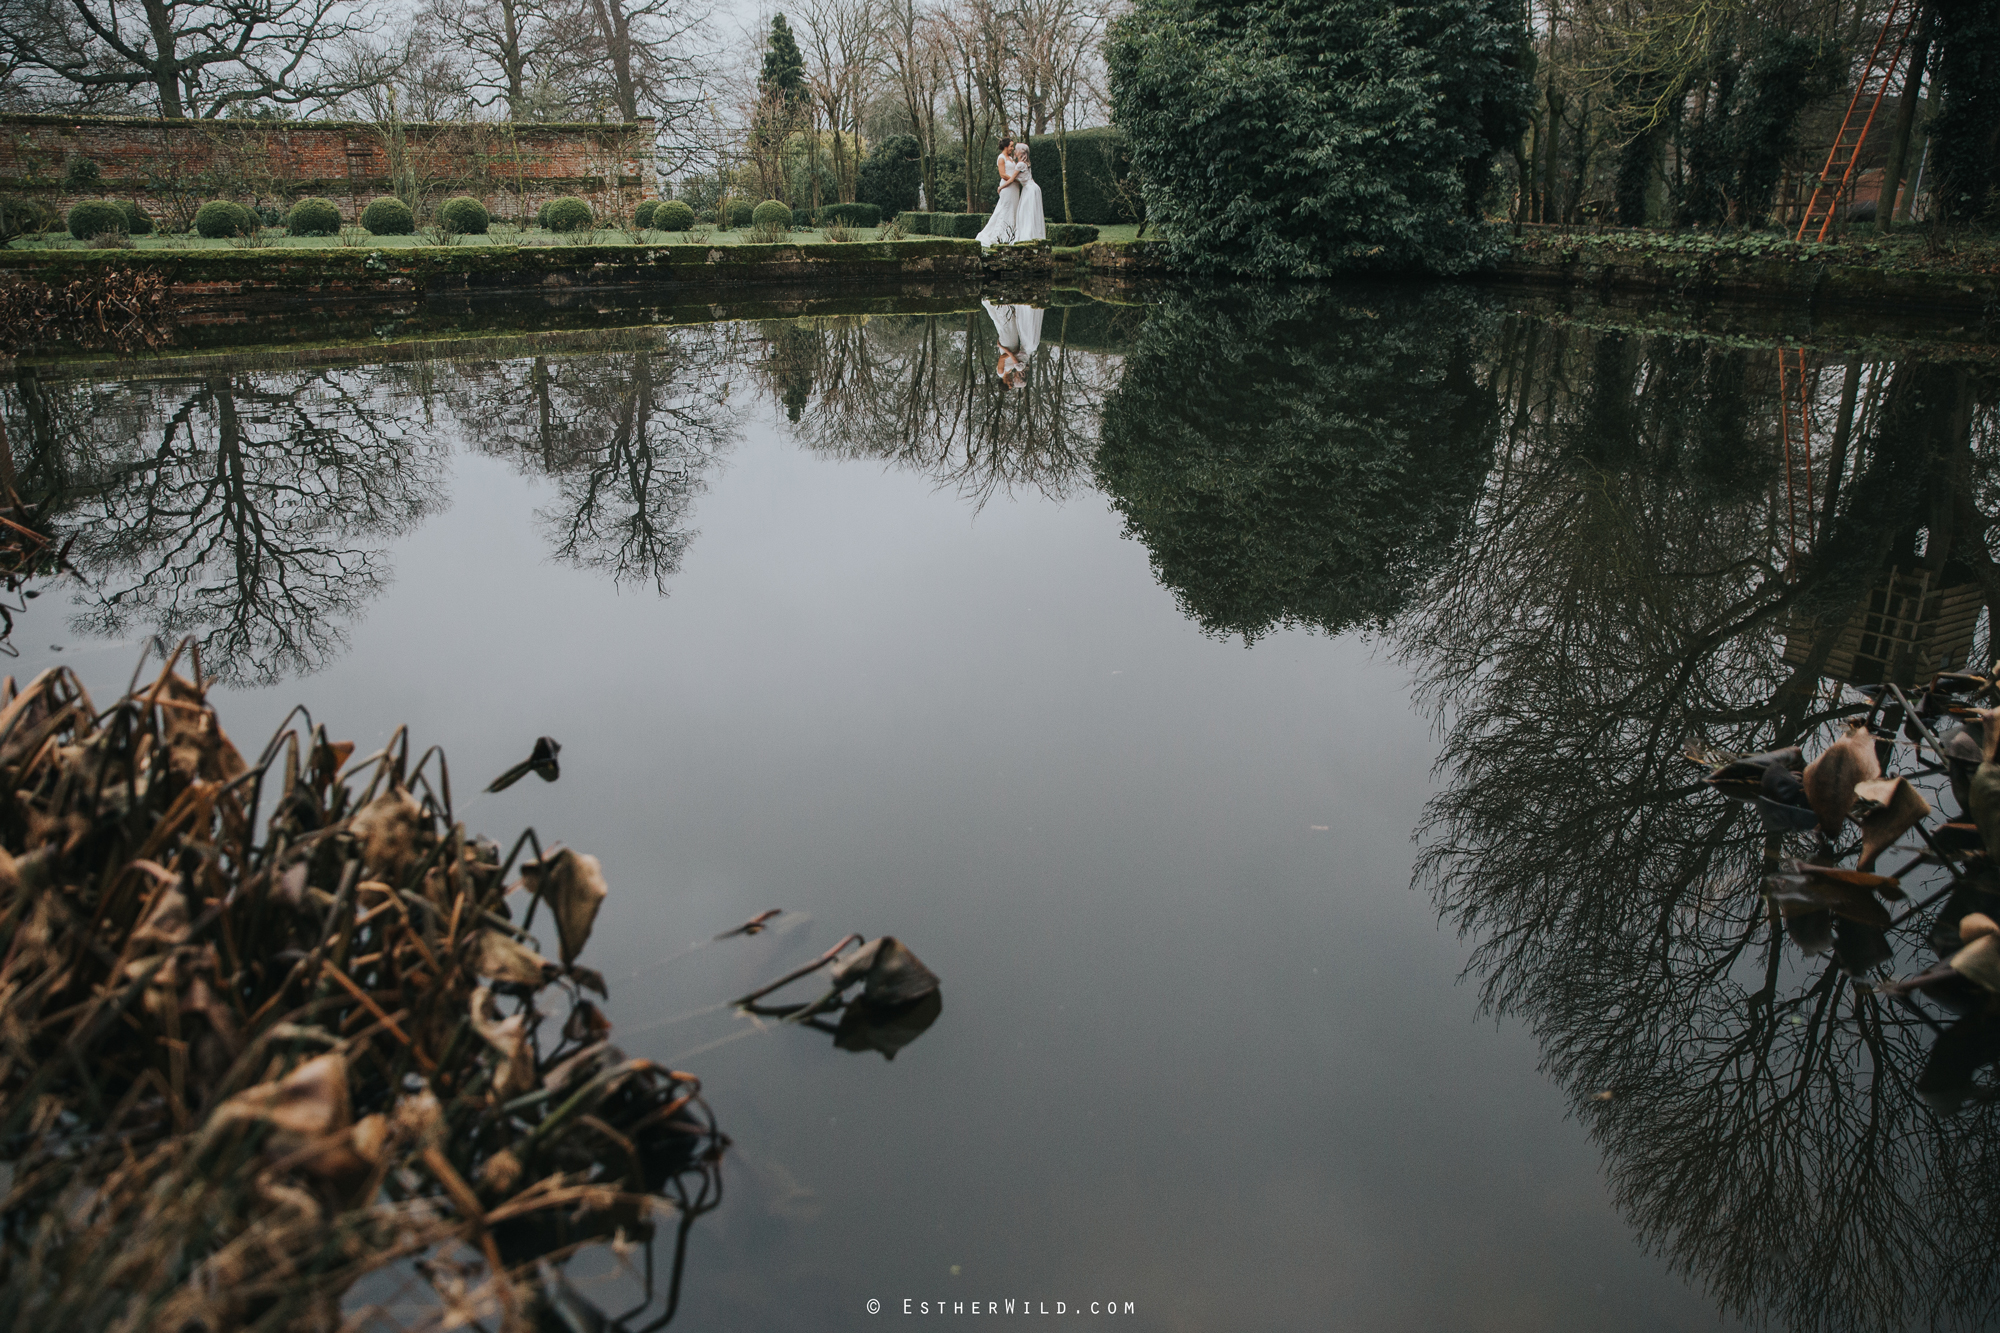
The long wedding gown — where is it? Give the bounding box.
[976,155,1020,247]
[1011,157,1046,242]
[983,299,1045,367]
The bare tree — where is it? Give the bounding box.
[0,0,383,118]
[797,0,877,205]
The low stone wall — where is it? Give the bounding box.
[0,114,657,228]
[0,238,1008,317]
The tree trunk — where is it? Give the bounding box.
[1540,83,1564,224]
[586,0,640,121]
[1877,4,1934,231]
[141,0,184,118]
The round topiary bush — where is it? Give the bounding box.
[361,196,415,235]
[653,200,695,231]
[287,196,343,236]
[534,200,552,229]
[115,200,155,235]
[633,199,660,228]
[725,200,755,229]
[66,200,127,240]
[751,199,792,230]
[193,200,255,238]
[439,195,490,234]
[542,196,594,233]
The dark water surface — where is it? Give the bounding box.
[5,286,1997,1331]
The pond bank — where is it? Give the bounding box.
[1485,226,2000,323]
[0,237,1069,318]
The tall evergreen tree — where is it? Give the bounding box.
[759,14,807,113]
[1105,0,1529,276]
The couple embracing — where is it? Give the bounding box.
[975,137,1046,248]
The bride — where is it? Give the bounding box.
[1009,141,1045,242]
[975,137,1020,247]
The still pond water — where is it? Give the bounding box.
[5,285,1998,1332]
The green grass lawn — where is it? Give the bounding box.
[14,220,1149,252]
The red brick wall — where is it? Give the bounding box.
[0,114,659,226]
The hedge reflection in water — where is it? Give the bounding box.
[5,289,1999,1329]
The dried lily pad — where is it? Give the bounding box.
[1851,777,1931,872]
[829,936,941,1006]
[521,847,607,968]
[1948,934,2000,994]
[471,928,558,986]
[833,992,944,1060]
[1703,746,1804,799]
[350,786,425,886]
[1763,864,1898,930]
[1802,723,1881,837]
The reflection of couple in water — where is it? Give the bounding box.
[983,300,1042,391]
[975,137,1047,248]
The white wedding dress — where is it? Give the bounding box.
[1011,157,1046,242]
[976,155,1020,247]
[983,299,1045,365]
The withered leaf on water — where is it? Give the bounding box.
[829,936,941,1006]
[1756,764,1818,833]
[485,736,561,793]
[469,987,537,1099]
[833,992,944,1060]
[1702,746,1804,799]
[1944,724,1983,814]
[1851,777,1931,872]
[470,929,558,986]
[1949,934,2000,995]
[349,786,425,887]
[1762,863,1900,930]
[211,1052,352,1153]
[716,909,783,939]
[1802,724,1881,837]
[1965,708,2000,861]
[521,846,608,968]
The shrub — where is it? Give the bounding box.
[858,134,923,215]
[543,196,593,232]
[63,158,101,188]
[287,196,343,236]
[115,200,155,235]
[949,212,988,238]
[751,199,792,230]
[633,199,660,228]
[901,212,933,235]
[1106,0,1529,274]
[821,222,855,242]
[67,200,127,240]
[0,197,52,241]
[361,196,415,235]
[194,200,256,238]
[1047,222,1100,246]
[652,200,695,231]
[439,195,491,235]
[815,201,881,228]
[535,200,552,229]
[725,200,755,228]
[747,222,790,243]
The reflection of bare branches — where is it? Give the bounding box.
[37,370,444,687]
[451,332,739,593]
[760,311,1120,508]
[1408,320,2000,1332]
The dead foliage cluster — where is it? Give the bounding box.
[1697,670,2000,1109]
[0,646,724,1331]
[0,269,174,357]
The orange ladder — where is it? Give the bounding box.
[1795,0,1922,242]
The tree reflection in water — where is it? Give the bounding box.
[1094,285,1498,641]
[1401,317,2000,1332]
[448,331,741,592]
[6,364,446,686]
[756,303,1129,508]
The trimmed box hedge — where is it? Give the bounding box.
[725,200,755,229]
[751,199,793,230]
[194,200,256,238]
[115,200,155,235]
[439,196,490,234]
[1046,223,1099,246]
[652,200,695,231]
[67,200,127,240]
[287,197,342,236]
[361,196,415,235]
[543,196,593,232]
[815,202,882,228]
